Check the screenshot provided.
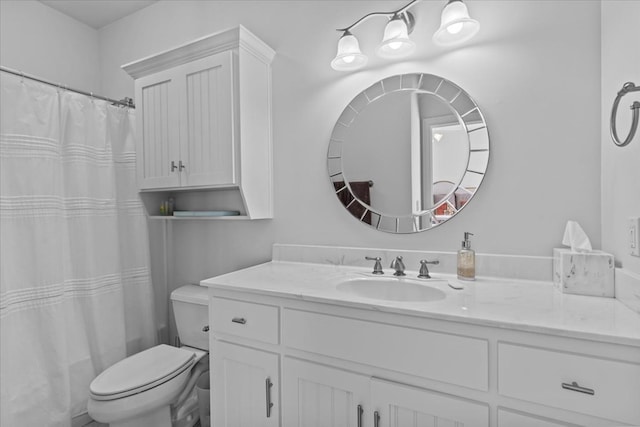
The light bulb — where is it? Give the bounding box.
[376,15,415,58]
[447,22,464,34]
[331,32,368,71]
[433,0,480,46]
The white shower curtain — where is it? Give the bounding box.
[0,72,156,426]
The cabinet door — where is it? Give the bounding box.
[283,358,370,427]
[498,408,578,427]
[212,341,279,427]
[371,379,489,427]
[135,68,181,189]
[178,51,235,188]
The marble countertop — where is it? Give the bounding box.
[201,261,640,347]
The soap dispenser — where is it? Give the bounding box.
[457,232,475,281]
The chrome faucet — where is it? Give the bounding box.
[390,256,406,276]
[418,259,440,279]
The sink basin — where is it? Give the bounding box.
[336,277,446,302]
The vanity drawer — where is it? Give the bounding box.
[498,342,640,424]
[210,297,279,344]
[283,309,488,391]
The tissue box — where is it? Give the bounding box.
[553,248,614,297]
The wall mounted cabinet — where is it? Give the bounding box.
[123,26,275,219]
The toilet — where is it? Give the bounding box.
[87,285,209,427]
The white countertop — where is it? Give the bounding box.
[201,261,640,347]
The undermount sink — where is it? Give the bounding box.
[336,277,447,302]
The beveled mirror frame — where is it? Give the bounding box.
[328,73,490,233]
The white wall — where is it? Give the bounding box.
[96,0,602,287]
[0,0,101,95]
[601,1,640,276]
[1,1,610,337]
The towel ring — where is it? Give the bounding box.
[610,81,640,147]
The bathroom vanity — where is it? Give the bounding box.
[201,248,640,427]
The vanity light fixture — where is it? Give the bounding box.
[433,0,480,46]
[331,0,480,71]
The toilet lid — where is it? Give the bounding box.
[90,344,195,401]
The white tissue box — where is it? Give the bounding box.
[553,248,614,297]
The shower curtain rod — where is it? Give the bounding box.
[0,66,135,108]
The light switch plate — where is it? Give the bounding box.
[630,216,640,257]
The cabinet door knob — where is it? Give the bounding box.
[202,325,209,332]
[561,381,595,395]
[232,317,247,325]
[179,160,186,171]
[171,160,178,172]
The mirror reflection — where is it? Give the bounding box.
[328,73,489,233]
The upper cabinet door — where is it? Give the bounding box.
[178,51,236,187]
[135,68,181,189]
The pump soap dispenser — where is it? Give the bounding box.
[457,232,476,281]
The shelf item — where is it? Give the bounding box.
[173,210,240,217]
[122,26,275,219]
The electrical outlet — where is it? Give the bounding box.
[630,217,640,257]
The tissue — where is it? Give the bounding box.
[561,220,592,252]
[553,220,614,297]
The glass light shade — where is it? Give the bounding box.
[433,0,480,46]
[376,16,416,58]
[331,33,368,71]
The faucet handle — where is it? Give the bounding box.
[418,259,440,279]
[365,256,384,275]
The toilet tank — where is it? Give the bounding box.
[170,285,209,350]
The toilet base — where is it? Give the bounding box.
[107,405,171,427]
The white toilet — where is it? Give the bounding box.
[87,285,209,427]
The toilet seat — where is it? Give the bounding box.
[90,344,195,401]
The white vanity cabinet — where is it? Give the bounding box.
[371,379,489,427]
[209,296,281,427]
[206,288,640,427]
[123,26,275,218]
[212,341,279,427]
[282,358,370,427]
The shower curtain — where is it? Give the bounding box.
[0,72,156,426]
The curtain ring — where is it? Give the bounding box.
[610,81,640,147]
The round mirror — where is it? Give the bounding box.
[328,73,489,233]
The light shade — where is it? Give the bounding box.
[433,0,480,46]
[376,15,416,58]
[331,32,368,71]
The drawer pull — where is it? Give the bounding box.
[265,377,274,417]
[357,404,363,427]
[374,410,380,427]
[232,317,247,325]
[561,381,595,396]
[202,325,209,332]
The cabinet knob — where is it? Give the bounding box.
[179,160,186,171]
[171,160,178,172]
[202,325,209,332]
